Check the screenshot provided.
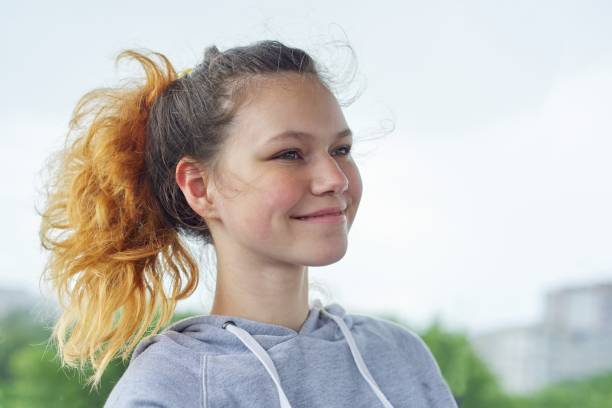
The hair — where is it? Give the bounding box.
[37,40,360,390]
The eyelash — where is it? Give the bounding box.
[274,145,353,161]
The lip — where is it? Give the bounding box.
[292,212,347,224]
[292,207,346,218]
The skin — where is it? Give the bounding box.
[175,72,363,332]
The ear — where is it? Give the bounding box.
[175,157,220,220]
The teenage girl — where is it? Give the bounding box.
[39,40,458,407]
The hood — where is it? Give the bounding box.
[143,299,354,355]
[130,298,395,408]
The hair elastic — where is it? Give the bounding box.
[177,68,193,78]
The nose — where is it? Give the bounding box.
[310,154,349,195]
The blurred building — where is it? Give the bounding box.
[470,281,612,395]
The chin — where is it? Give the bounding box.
[304,246,348,267]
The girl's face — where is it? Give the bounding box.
[208,73,362,267]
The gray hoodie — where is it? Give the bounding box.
[104,299,458,407]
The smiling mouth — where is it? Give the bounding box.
[291,210,345,220]
[290,211,348,225]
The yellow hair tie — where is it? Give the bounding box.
[177,68,193,78]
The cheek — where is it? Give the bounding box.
[262,176,302,211]
[252,173,304,221]
[347,163,363,204]
[345,164,363,226]
[240,176,303,239]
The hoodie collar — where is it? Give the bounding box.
[159,300,354,352]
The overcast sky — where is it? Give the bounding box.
[2,0,611,335]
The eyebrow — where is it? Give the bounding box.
[265,128,353,144]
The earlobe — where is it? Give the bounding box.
[175,158,217,219]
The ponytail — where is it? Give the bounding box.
[38,50,199,389]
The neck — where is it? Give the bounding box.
[209,262,310,332]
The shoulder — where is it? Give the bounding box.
[104,334,204,408]
[352,315,457,408]
[350,313,458,406]
[349,312,444,376]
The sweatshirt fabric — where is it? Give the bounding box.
[104,298,458,408]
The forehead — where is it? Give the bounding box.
[227,73,348,144]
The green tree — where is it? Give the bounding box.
[520,371,612,408]
[4,344,123,407]
[0,307,199,407]
[0,310,49,382]
[419,321,516,408]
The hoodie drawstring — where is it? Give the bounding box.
[222,320,293,408]
[222,300,395,408]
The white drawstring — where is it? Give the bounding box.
[223,321,293,408]
[222,300,395,408]
[316,300,395,408]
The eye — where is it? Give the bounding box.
[274,149,303,161]
[334,144,352,156]
[273,145,352,161]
